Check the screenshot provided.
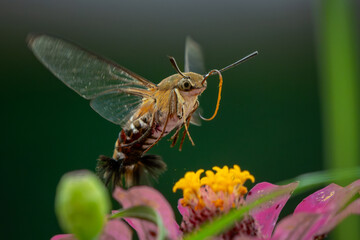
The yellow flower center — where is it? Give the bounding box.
[173,165,255,209]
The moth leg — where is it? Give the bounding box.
[182,100,199,147]
[170,88,184,147]
[178,106,196,151]
[170,97,197,148]
[143,90,175,154]
[182,107,195,145]
[170,124,184,147]
[179,116,193,151]
[193,100,200,112]
[174,89,197,149]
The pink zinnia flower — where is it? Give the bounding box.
[173,165,360,240]
[173,165,297,239]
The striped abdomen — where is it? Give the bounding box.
[97,111,181,187]
[114,111,182,162]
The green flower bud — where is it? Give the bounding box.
[55,170,111,240]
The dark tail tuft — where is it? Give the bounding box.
[96,155,167,188]
[96,155,124,188]
[140,155,167,179]
[124,155,167,187]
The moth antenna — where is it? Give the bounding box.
[202,51,258,82]
[219,51,258,73]
[169,56,188,78]
[200,69,223,121]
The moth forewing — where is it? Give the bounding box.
[27,34,155,100]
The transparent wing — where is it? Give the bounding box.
[90,90,144,126]
[190,108,202,126]
[185,37,205,126]
[27,34,156,100]
[184,36,205,74]
[28,34,156,126]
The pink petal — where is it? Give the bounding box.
[298,180,360,237]
[271,213,324,240]
[51,234,76,240]
[294,183,342,214]
[318,198,360,235]
[233,237,261,240]
[273,180,360,239]
[295,179,360,214]
[246,182,298,239]
[51,220,132,240]
[113,186,180,240]
[177,198,190,220]
[100,219,132,240]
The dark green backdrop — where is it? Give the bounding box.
[0,0,347,239]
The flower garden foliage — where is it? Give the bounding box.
[52,165,360,240]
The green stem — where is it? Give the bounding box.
[316,0,360,239]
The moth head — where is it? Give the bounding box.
[177,72,205,91]
[168,56,206,93]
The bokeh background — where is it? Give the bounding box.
[1,0,359,239]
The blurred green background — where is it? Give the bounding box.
[1,0,359,239]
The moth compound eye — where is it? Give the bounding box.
[183,81,190,89]
[179,79,192,91]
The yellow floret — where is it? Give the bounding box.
[212,199,224,210]
[172,165,255,210]
[200,165,255,195]
[173,169,204,207]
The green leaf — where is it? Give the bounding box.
[278,167,360,195]
[111,205,167,240]
[316,0,360,238]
